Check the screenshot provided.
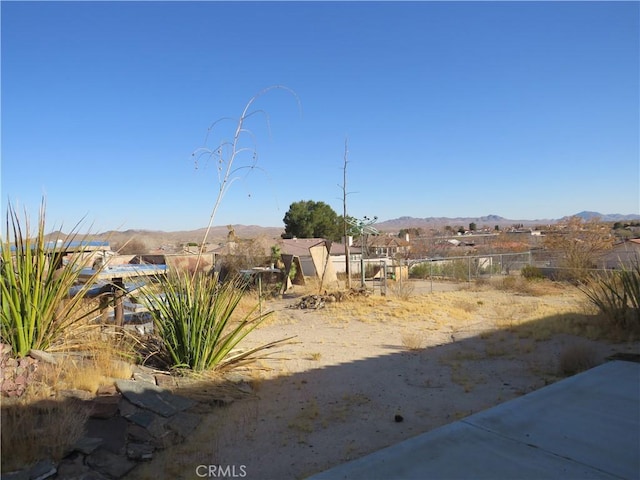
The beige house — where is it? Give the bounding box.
[278,238,339,288]
[355,235,410,258]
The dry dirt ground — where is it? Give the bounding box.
[131,279,639,480]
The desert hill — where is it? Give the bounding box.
[46,212,639,251]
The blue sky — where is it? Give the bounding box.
[2,1,638,232]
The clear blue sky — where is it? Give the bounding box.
[2,1,638,232]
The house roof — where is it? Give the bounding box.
[602,239,640,268]
[279,238,328,257]
[329,242,362,255]
[355,236,410,248]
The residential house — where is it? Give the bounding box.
[355,235,410,258]
[278,238,339,288]
[601,239,640,269]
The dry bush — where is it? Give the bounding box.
[388,279,415,300]
[456,299,481,313]
[25,319,136,398]
[558,344,600,376]
[34,341,134,396]
[1,394,90,472]
[494,275,565,297]
[498,275,538,295]
[401,332,423,350]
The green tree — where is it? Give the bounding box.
[282,200,342,241]
[469,222,477,232]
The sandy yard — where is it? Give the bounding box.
[131,279,639,480]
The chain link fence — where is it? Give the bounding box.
[408,252,533,282]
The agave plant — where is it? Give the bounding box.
[139,270,286,371]
[580,257,640,329]
[0,200,103,357]
[136,88,297,372]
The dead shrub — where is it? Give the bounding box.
[497,275,541,296]
[388,280,415,300]
[558,344,599,376]
[1,396,90,472]
[401,332,423,350]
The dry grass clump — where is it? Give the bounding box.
[1,303,135,473]
[497,276,542,296]
[401,332,424,350]
[1,393,90,472]
[37,348,133,395]
[288,398,320,435]
[324,292,477,327]
[388,280,415,300]
[558,344,600,376]
[19,324,136,400]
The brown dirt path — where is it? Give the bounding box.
[131,280,639,480]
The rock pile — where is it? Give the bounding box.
[287,288,370,310]
[0,343,39,397]
[1,352,247,479]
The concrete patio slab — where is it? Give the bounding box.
[308,360,640,480]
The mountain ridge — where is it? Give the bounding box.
[374,212,640,231]
[46,212,639,249]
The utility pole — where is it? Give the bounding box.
[346,216,378,289]
[342,138,351,289]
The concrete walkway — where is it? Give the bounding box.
[308,360,640,480]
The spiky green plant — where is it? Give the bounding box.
[0,200,103,357]
[138,87,297,372]
[139,271,285,371]
[580,257,640,329]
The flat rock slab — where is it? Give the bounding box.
[74,436,104,455]
[116,379,196,417]
[88,394,121,419]
[86,448,137,479]
[7,459,57,480]
[125,408,158,428]
[166,411,202,438]
[86,416,129,455]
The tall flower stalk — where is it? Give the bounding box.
[191,85,299,275]
[143,87,299,371]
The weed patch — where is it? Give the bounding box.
[558,344,600,376]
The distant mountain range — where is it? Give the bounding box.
[569,211,640,222]
[374,212,640,231]
[47,212,639,250]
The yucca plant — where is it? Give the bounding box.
[136,87,297,372]
[139,270,285,371]
[580,257,640,329]
[0,200,103,357]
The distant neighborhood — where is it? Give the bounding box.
[64,214,640,292]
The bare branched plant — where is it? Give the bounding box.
[191,85,300,275]
[543,216,614,282]
[143,87,300,372]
